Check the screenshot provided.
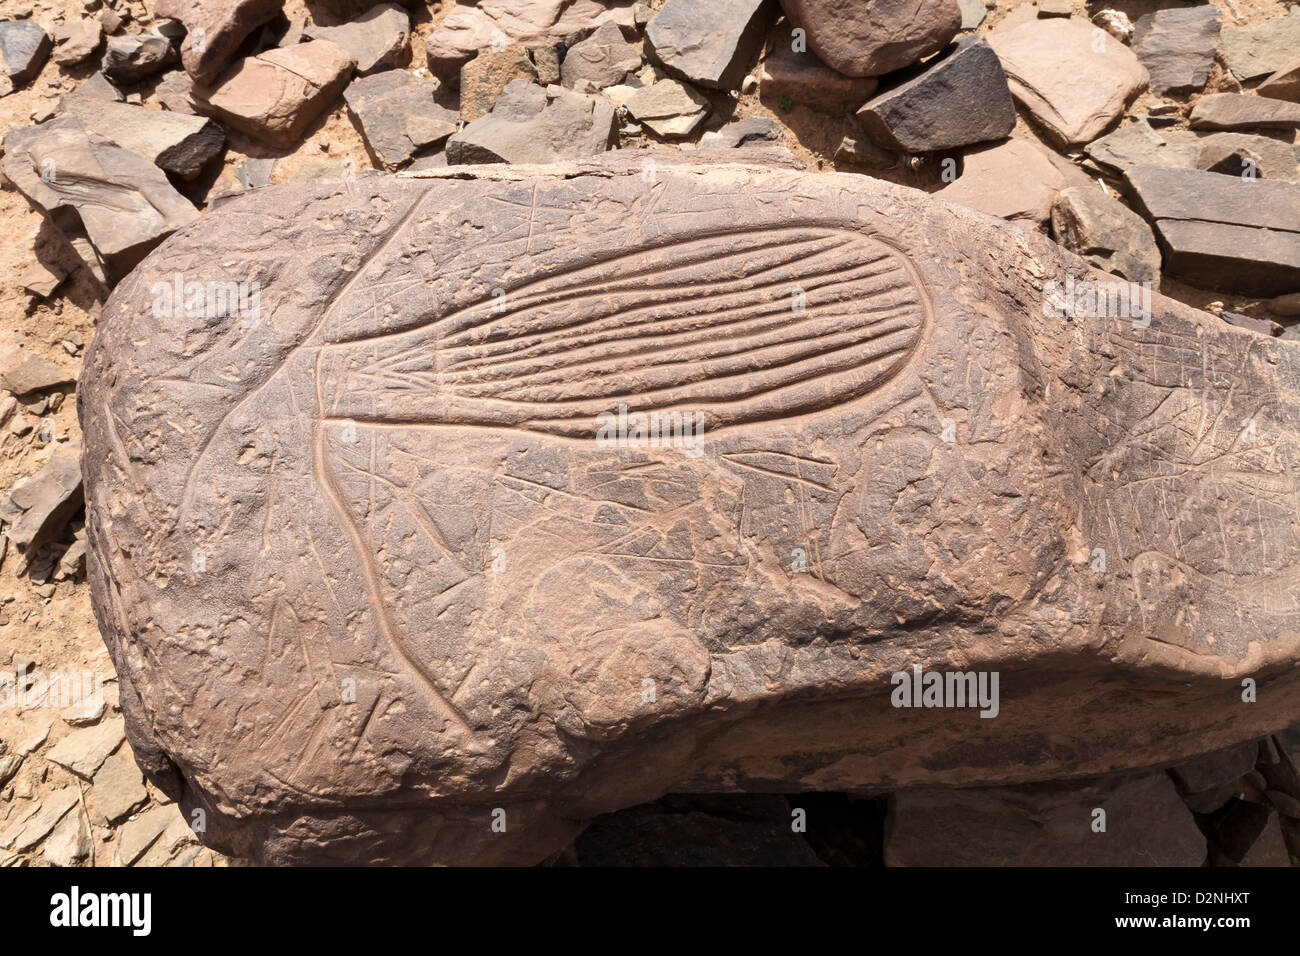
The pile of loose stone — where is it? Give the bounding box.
[0,0,1298,866]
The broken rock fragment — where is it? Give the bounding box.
[79,157,1300,865]
[1,117,199,281]
[204,41,357,148]
[52,20,104,66]
[0,19,51,92]
[154,0,284,87]
[759,25,877,114]
[102,33,175,85]
[623,78,710,138]
[855,37,1014,153]
[777,0,960,77]
[1221,8,1300,82]
[344,71,458,169]
[2,441,83,551]
[1189,94,1300,133]
[1131,6,1220,97]
[460,47,539,123]
[939,137,1068,226]
[989,15,1148,148]
[1050,186,1161,285]
[305,2,410,76]
[446,80,617,163]
[645,0,773,90]
[561,20,641,90]
[1258,54,1300,104]
[1126,165,1300,296]
[59,95,226,180]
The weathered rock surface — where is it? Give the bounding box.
[460,47,540,123]
[1050,186,1161,285]
[777,0,960,78]
[59,95,226,180]
[0,19,51,91]
[989,15,1148,148]
[0,350,74,395]
[425,0,636,81]
[204,40,357,147]
[1259,54,1300,104]
[1126,165,1300,295]
[1131,6,1220,97]
[699,116,782,149]
[305,2,410,76]
[154,0,283,86]
[1189,93,1300,133]
[2,441,83,551]
[446,80,617,163]
[760,24,877,114]
[2,116,199,281]
[623,78,710,138]
[645,0,773,90]
[52,20,104,66]
[1085,119,1199,176]
[1221,8,1300,82]
[939,136,1068,225]
[102,33,175,85]
[344,71,458,169]
[81,159,1300,865]
[855,37,1014,153]
[561,20,641,90]
[1192,131,1299,182]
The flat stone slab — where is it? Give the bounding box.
[1131,6,1220,97]
[1126,164,1300,296]
[81,159,1300,865]
[645,0,773,90]
[344,71,457,170]
[989,15,1148,148]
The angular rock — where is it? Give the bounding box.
[425,0,636,82]
[344,71,458,170]
[41,808,90,866]
[52,20,104,66]
[92,751,148,824]
[1,117,199,281]
[939,137,1067,226]
[1220,312,1282,337]
[76,71,126,102]
[154,70,199,114]
[154,0,283,87]
[1221,9,1300,82]
[446,80,617,163]
[305,3,410,77]
[20,260,65,298]
[1126,165,1300,296]
[1189,93,1300,133]
[855,37,1014,153]
[59,96,225,180]
[777,0,960,78]
[0,19,51,91]
[117,803,182,865]
[1258,54,1300,104]
[699,116,782,149]
[102,33,175,85]
[1,441,82,551]
[957,0,985,31]
[1092,9,1134,44]
[623,78,710,138]
[460,47,539,123]
[886,773,1206,865]
[1050,186,1161,285]
[1084,119,1198,176]
[989,15,1148,148]
[759,24,877,114]
[0,755,21,788]
[1131,6,1220,97]
[0,787,77,853]
[44,716,125,779]
[645,0,772,90]
[561,21,640,90]
[80,157,1300,864]
[1191,131,1300,182]
[204,41,357,148]
[0,352,73,395]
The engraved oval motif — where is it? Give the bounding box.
[326,226,930,436]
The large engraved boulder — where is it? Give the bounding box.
[79,158,1300,865]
